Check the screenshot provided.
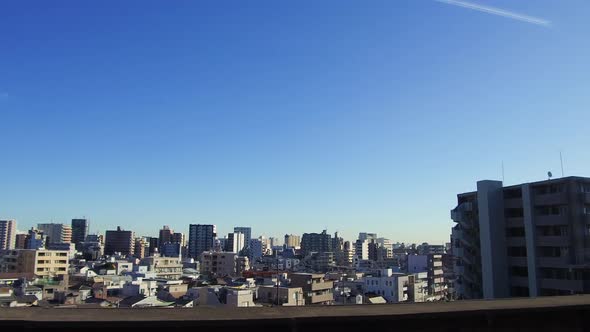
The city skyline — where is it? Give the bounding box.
[2,1,590,244]
[5,218,446,246]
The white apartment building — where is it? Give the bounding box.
[140,256,183,280]
[362,269,409,303]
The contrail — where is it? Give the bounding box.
[435,0,551,27]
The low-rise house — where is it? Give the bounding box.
[20,286,43,300]
[14,295,38,307]
[0,273,36,287]
[159,281,187,299]
[121,278,158,297]
[362,269,409,303]
[226,288,256,307]
[118,295,174,308]
[174,298,194,308]
[0,287,16,307]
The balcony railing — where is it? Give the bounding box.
[539,278,584,292]
[310,292,333,303]
[311,281,333,291]
[534,192,568,206]
[535,215,569,226]
[537,256,570,267]
[536,236,569,247]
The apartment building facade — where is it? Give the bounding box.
[140,256,183,280]
[451,177,590,299]
[104,226,134,256]
[0,220,16,250]
[188,224,216,259]
[407,254,445,300]
[289,273,333,305]
[70,219,88,245]
[301,230,332,256]
[37,223,72,245]
[200,251,250,277]
[0,249,69,277]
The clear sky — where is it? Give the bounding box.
[1,0,590,244]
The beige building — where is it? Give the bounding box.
[134,237,147,259]
[200,251,250,277]
[0,249,69,277]
[284,234,301,248]
[289,273,334,305]
[257,285,305,306]
[140,256,183,280]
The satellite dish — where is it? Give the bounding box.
[548,171,553,179]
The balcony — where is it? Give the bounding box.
[508,257,528,266]
[506,237,526,247]
[504,197,523,209]
[311,281,333,291]
[534,192,568,206]
[451,202,473,223]
[506,217,525,227]
[538,257,571,267]
[535,215,569,226]
[310,292,333,304]
[510,276,529,287]
[539,278,584,292]
[536,236,569,247]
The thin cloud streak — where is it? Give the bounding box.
[435,0,551,27]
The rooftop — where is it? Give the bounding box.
[0,295,588,321]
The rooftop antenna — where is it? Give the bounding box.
[501,161,505,183]
[548,171,553,181]
[560,151,565,177]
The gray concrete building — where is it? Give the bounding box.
[0,220,16,250]
[301,230,332,257]
[71,219,88,246]
[451,176,590,300]
[188,224,216,259]
[104,226,134,256]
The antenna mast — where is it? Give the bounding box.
[560,151,565,177]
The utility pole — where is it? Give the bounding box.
[275,248,280,306]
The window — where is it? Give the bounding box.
[506,227,526,237]
[537,246,569,257]
[510,266,528,277]
[505,208,524,218]
[504,188,522,199]
[535,205,567,216]
[507,247,527,257]
[537,226,568,236]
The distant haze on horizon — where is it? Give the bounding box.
[1,1,589,245]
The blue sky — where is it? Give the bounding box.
[1,0,589,244]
